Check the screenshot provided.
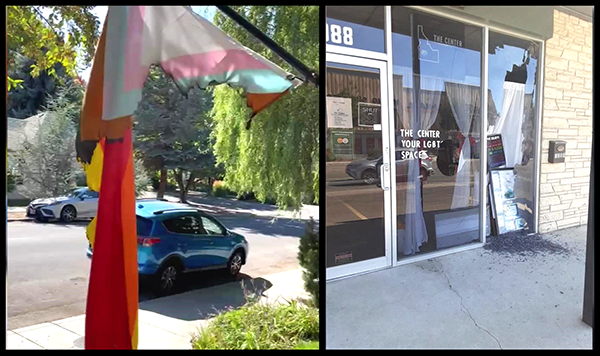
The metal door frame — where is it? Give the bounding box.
[325,53,394,281]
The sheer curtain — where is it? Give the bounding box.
[487,81,525,168]
[446,82,481,210]
[403,75,443,255]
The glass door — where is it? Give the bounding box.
[326,53,393,280]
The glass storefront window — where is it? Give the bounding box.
[326,6,385,53]
[326,6,544,279]
[392,7,483,260]
[487,31,540,234]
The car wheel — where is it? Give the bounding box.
[227,251,244,277]
[361,170,377,184]
[154,262,181,296]
[60,205,77,223]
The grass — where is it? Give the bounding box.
[294,341,319,349]
[191,299,319,350]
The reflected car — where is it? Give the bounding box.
[346,148,434,184]
[26,187,99,223]
[86,200,249,295]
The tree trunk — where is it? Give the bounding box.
[157,167,167,199]
[186,172,196,200]
[174,169,187,203]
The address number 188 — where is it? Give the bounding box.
[326,23,353,46]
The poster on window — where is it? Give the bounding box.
[358,102,381,127]
[331,131,354,155]
[487,134,506,168]
[489,169,524,234]
[327,96,353,129]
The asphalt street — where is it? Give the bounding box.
[7,210,308,330]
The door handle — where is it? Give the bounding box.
[380,163,389,191]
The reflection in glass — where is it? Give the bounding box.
[487,31,540,234]
[392,7,482,259]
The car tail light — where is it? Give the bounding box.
[137,237,161,246]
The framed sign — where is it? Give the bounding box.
[489,168,525,234]
[327,96,353,129]
[358,102,381,127]
[487,134,506,168]
[331,131,354,156]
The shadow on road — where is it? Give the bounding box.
[139,270,274,322]
[218,215,306,238]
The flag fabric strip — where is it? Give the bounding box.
[80,6,301,349]
[95,6,301,125]
[84,128,138,349]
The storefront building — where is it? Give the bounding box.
[325,6,593,280]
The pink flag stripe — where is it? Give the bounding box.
[122,6,147,93]
[160,49,275,85]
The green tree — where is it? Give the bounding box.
[133,66,219,203]
[7,6,100,82]
[211,6,319,210]
[12,84,82,198]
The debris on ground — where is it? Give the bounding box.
[483,230,571,257]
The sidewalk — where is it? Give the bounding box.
[7,206,28,221]
[326,225,592,349]
[7,269,310,350]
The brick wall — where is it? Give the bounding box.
[539,9,593,233]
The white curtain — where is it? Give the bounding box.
[403,75,443,255]
[487,81,525,168]
[446,82,481,210]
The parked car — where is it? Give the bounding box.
[26,187,99,223]
[345,148,434,184]
[86,200,249,295]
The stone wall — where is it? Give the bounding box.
[539,9,593,233]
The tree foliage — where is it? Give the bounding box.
[298,218,319,308]
[133,66,220,202]
[7,53,85,119]
[211,6,319,210]
[7,6,100,79]
[133,155,151,198]
[12,85,82,198]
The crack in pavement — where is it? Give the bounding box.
[435,260,503,349]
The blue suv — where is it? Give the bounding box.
[86,200,249,294]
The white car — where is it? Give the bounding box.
[26,187,99,223]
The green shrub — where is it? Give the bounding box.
[212,180,228,197]
[298,218,319,308]
[191,300,319,350]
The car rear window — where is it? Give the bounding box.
[136,216,154,236]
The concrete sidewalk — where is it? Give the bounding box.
[7,269,310,349]
[326,225,592,349]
